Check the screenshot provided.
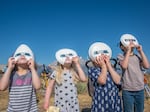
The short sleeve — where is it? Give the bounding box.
[88,67,100,82]
[117,53,124,61]
[117,53,125,65]
[50,71,56,80]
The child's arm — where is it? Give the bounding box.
[72,56,87,82]
[105,56,121,84]
[120,44,134,69]
[94,55,107,85]
[97,65,107,85]
[0,57,15,90]
[43,79,55,110]
[136,45,150,69]
[28,59,41,89]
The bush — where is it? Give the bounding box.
[76,82,88,94]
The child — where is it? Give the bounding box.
[43,48,87,112]
[0,44,41,112]
[118,34,150,112]
[87,42,122,112]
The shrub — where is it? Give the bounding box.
[76,82,88,94]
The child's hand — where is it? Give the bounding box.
[43,102,49,110]
[127,42,135,51]
[28,59,35,70]
[104,55,113,69]
[72,56,80,65]
[136,45,143,52]
[104,55,110,64]
[8,57,16,70]
[94,55,106,68]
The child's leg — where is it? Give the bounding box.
[122,90,134,112]
[134,89,144,112]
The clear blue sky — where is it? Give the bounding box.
[0,0,150,65]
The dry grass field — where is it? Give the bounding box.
[1,90,150,112]
[0,74,150,112]
[0,89,92,112]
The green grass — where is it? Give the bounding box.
[76,82,88,94]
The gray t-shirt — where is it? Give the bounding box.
[118,54,144,91]
[7,71,38,112]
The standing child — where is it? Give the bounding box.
[118,34,150,112]
[43,48,87,112]
[87,42,122,112]
[0,44,41,112]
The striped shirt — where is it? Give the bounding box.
[7,72,38,112]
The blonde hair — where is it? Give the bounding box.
[51,63,79,85]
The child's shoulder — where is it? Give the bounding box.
[117,53,124,60]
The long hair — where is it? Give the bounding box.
[51,62,79,85]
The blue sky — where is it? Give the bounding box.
[0,0,150,65]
